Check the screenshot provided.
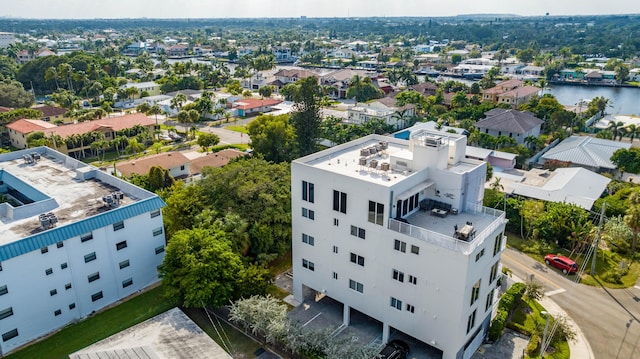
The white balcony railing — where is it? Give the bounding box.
[388,204,506,255]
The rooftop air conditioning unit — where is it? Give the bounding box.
[359,157,367,166]
[369,159,378,169]
[380,162,390,171]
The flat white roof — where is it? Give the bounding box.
[70,308,232,359]
[0,148,157,246]
[297,135,411,186]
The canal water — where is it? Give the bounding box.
[546,84,640,116]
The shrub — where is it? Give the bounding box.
[488,309,508,341]
[498,282,525,312]
[507,322,533,336]
[527,333,540,356]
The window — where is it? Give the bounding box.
[116,241,127,250]
[493,234,503,256]
[91,291,103,302]
[392,269,404,282]
[485,289,495,311]
[333,190,347,214]
[467,310,477,333]
[490,262,499,283]
[394,239,406,253]
[406,304,415,313]
[470,280,481,306]
[302,233,315,246]
[302,181,315,203]
[65,283,72,290]
[333,272,338,280]
[333,218,339,226]
[41,247,49,254]
[0,307,13,320]
[88,272,100,283]
[368,201,384,225]
[390,297,402,310]
[408,275,417,285]
[150,209,161,218]
[153,227,163,236]
[180,165,185,171]
[56,242,64,248]
[81,233,93,242]
[411,245,420,255]
[350,253,365,267]
[475,248,485,262]
[302,259,315,271]
[332,245,338,254]
[302,208,315,220]
[60,262,68,270]
[54,309,62,316]
[69,303,76,310]
[122,278,133,288]
[2,329,18,342]
[155,246,165,254]
[45,268,53,275]
[0,285,7,296]
[113,221,125,231]
[349,279,364,293]
[50,289,57,296]
[350,225,366,239]
[0,262,2,271]
[84,252,97,263]
[119,260,130,269]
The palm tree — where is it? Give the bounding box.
[607,121,625,141]
[44,66,60,89]
[625,124,640,143]
[490,177,504,192]
[125,138,144,156]
[391,109,410,130]
[170,93,187,112]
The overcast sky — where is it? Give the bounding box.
[3,0,639,19]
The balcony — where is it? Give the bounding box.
[388,204,506,255]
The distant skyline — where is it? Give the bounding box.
[3,0,640,19]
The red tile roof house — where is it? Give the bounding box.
[6,113,156,157]
[115,152,191,179]
[233,98,283,117]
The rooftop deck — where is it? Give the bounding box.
[0,148,157,246]
[388,204,505,255]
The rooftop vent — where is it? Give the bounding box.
[379,141,388,150]
[102,191,124,207]
[369,159,378,169]
[39,212,58,229]
[359,157,367,166]
[380,162,390,171]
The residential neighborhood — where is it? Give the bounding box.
[1,8,640,359]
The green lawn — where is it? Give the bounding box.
[509,298,570,359]
[226,125,248,134]
[506,232,640,289]
[6,286,175,359]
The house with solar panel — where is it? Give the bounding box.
[0,147,166,355]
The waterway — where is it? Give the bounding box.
[546,84,640,116]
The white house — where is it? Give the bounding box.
[0,147,166,355]
[292,130,507,359]
[0,32,15,48]
[347,98,415,129]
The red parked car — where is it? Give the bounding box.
[544,254,577,274]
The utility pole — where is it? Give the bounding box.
[591,201,605,276]
[541,311,550,358]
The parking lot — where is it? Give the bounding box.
[280,275,443,359]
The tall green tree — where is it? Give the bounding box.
[159,227,244,307]
[247,114,296,162]
[290,76,323,157]
[0,80,35,108]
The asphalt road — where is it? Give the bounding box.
[501,248,640,359]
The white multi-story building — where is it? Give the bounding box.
[0,147,166,355]
[0,32,15,48]
[292,130,507,359]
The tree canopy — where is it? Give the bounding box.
[246,114,296,162]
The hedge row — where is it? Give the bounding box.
[488,282,526,341]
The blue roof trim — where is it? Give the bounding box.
[0,197,165,262]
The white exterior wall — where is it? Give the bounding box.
[292,134,506,359]
[0,211,165,354]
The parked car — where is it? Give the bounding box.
[544,254,577,274]
[379,340,409,359]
